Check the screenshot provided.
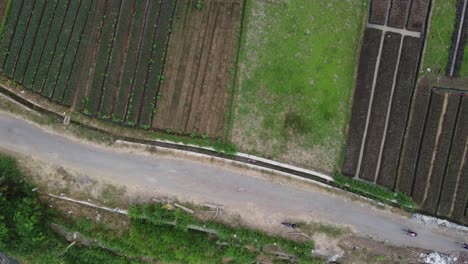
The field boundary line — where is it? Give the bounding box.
[449,0,467,77]
[366,23,421,38]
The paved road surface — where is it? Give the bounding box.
[0,112,465,253]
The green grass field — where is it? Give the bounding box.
[231,0,367,172]
[422,0,457,75]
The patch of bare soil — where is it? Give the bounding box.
[339,236,429,264]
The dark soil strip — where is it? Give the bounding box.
[411,91,445,204]
[437,95,464,216]
[61,1,100,106]
[450,97,468,221]
[31,0,71,93]
[342,28,382,177]
[112,0,151,121]
[360,32,402,182]
[0,0,25,70]
[369,0,390,25]
[43,0,83,98]
[388,0,412,29]
[140,0,178,127]
[73,0,108,111]
[21,0,58,87]
[99,0,137,117]
[407,0,430,32]
[377,36,421,188]
[396,81,432,194]
[2,0,35,76]
[95,0,125,114]
[86,0,122,114]
[8,0,39,77]
[122,0,155,123]
[446,0,468,77]
[53,0,94,103]
[421,94,459,213]
[12,0,47,81]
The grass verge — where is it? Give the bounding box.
[422,0,457,75]
[231,0,367,172]
[334,173,417,210]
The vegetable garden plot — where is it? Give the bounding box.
[342,28,382,177]
[360,32,402,182]
[388,0,411,28]
[154,0,244,138]
[437,95,468,217]
[378,36,421,188]
[369,0,390,25]
[407,0,431,32]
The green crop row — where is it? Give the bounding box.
[62,1,105,107]
[140,1,175,127]
[42,0,81,98]
[31,0,69,92]
[22,0,58,88]
[0,0,13,42]
[53,0,93,104]
[98,0,136,118]
[0,0,23,71]
[85,0,121,115]
[124,0,162,125]
[113,0,147,121]
[2,0,32,76]
[12,0,47,82]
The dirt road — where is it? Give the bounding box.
[0,112,465,253]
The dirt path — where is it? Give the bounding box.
[0,112,466,254]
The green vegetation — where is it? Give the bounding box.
[0,0,12,42]
[231,0,367,172]
[334,173,417,210]
[422,0,457,75]
[0,154,318,263]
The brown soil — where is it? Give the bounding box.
[71,0,108,110]
[154,0,244,138]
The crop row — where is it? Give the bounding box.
[421,95,459,213]
[369,0,389,25]
[378,36,421,188]
[360,32,402,182]
[140,0,176,127]
[125,0,163,124]
[74,0,108,111]
[31,0,70,93]
[22,0,58,88]
[53,0,93,103]
[342,28,382,177]
[62,0,105,106]
[388,0,409,29]
[0,0,24,72]
[445,0,468,77]
[12,0,47,82]
[98,0,136,117]
[396,83,431,194]
[411,91,445,204]
[407,0,430,32]
[42,0,81,98]
[2,0,35,77]
[437,97,467,216]
[446,97,468,221]
[85,0,122,115]
[113,0,149,121]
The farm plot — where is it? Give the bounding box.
[0,0,177,126]
[154,0,244,138]
[343,0,429,181]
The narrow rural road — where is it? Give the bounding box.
[0,112,465,253]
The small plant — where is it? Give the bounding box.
[166,128,173,134]
[190,132,197,138]
[196,0,203,10]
